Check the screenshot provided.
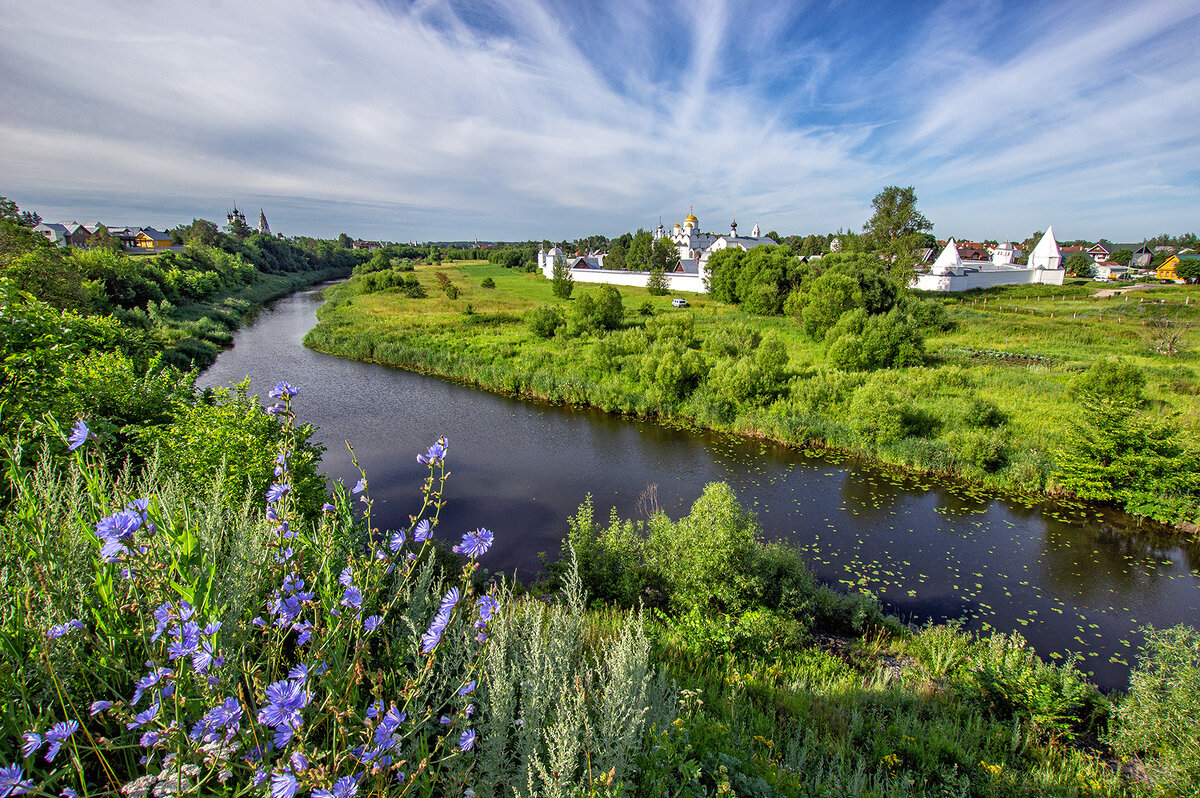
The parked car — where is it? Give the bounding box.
[671,297,689,308]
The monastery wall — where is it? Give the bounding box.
[911,268,1066,292]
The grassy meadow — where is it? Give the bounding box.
[305,260,1200,527]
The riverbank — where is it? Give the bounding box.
[304,261,1200,532]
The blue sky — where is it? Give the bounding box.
[1,0,1197,242]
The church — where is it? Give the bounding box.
[654,208,778,274]
[537,208,778,293]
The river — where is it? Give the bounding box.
[198,285,1200,689]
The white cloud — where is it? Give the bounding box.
[0,0,1196,240]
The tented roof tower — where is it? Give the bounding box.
[930,239,963,275]
[1029,226,1062,270]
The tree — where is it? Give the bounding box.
[605,241,627,270]
[226,208,252,239]
[1110,249,1133,266]
[177,218,220,247]
[1065,253,1094,277]
[625,229,653,271]
[0,196,19,223]
[551,254,574,299]
[862,186,934,273]
[1174,258,1200,283]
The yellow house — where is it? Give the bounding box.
[134,228,172,248]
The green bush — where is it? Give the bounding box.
[847,382,911,445]
[1109,625,1200,794]
[965,632,1103,743]
[1069,358,1146,406]
[526,304,565,338]
[481,277,496,288]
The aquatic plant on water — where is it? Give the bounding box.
[3,383,502,797]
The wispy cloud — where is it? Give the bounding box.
[0,0,1196,240]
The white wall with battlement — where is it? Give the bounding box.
[911,267,1066,292]
[539,261,707,293]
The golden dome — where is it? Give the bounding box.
[684,212,698,226]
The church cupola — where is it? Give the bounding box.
[730,218,738,237]
[751,221,761,238]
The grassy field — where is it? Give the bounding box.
[305,262,1200,525]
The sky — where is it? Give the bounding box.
[1,0,1197,243]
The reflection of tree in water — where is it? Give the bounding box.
[1038,516,1188,598]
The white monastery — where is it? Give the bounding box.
[538,209,777,294]
[910,227,1066,292]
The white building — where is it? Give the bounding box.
[910,227,1066,292]
[537,210,778,294]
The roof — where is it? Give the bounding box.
[1030,226,1062,266]
[137,227,171,240]
[931,239,963,275]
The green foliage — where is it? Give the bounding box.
[965,632,1104,743]
[862,185,934,275]
[827,308,925,370]
[846,380,912,445]
[526,304,565,338]
[1110,248,1134,266]
[645,265,669,296]
[1109,625,1200,795]
[550,254,573,299]
[800,271,862,340]
[1065,252,1094,277]
[480,276,495,288]
[135,381,325,507]
[1069,358,1146,406]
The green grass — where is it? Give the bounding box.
[305,264,1200,526]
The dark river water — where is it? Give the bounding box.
[198,285,1200,689]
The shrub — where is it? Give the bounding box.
[847,382,911,446]
[965,632,1103,743]
[526,304,565,338]
[1109,625,1200,794]
[1069,358,1146,407]
[480,277,495,289]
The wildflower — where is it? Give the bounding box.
[190,697,242,743]
[351,478,366,495]
[477,594,500,624]
[341,586,363,613]
[44,720,79,762]
[19,733,41,758]
[379,707,406,735]
[290,752,309,772]
[366,701,383,719]
[46,619,85,639]
[269,382,298,400]
[421,610,452,654]
[338,567,354,586]
[67,420,91,450]
[270,771,298,798]
[322,502,336,513]
[89,701,112,716]
[454,528,493,559]
[363,615,382,633]
[458,680,476,696]
[265,483,291,504]
[0,764,34,797]
[127,702,160,730]
[417,437,448,466]
[139,731,161,748]
[440,587,460,613]
[312,776,358,798]
[167,621,200,660]
[458,729,477,752]
[388,530,406,551]
[439,716,451,725]
[131,666,172,705]
[258,679,309,746]
[62,788,78,798]
[414,519,432,542]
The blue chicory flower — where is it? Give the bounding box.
[67,420,91,451]
[458,680,476,696]
[265,483,291,504]
[127,702,160,730]
[413,519,432,542]
[312,775,359,798]
[44,720,79,762]
[363,615,382,633]
[19,733,41,758]
[338,567,354,586]
[388,530,406,552]
[351,478,366,495]
[322,502,336,512]
[269,381,298,400]
[46,620,84,640]
[454,528,493,559]
[270,771,298,798]
[341,586,363,613]
[89,701,112,716]
[459,728,477,752]
[0,764,34,797]
[416,437,448,466]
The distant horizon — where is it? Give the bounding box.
[3,1,1197,243]
[12,202,1188,250]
